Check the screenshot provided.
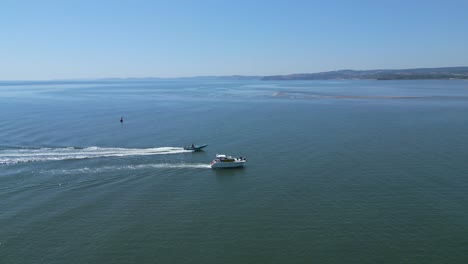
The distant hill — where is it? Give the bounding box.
[262,67,468,80]
[98,75,262,81]
[4,68,468,83]
[176,75,262,80]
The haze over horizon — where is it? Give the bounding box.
[1,0,468,80]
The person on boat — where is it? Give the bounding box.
[191,144,195,148]
[120,116,123,123]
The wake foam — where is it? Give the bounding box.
[0,147,192,164]
[41,163,211,174]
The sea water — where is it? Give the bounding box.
[1,79,468,263]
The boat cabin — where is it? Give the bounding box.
[215,154,235,162]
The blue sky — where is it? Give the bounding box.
[1,0,467,80]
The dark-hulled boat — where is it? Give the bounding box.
[184,144,208,151]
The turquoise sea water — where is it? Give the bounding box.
[1,79,468,263]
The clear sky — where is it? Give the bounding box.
[1,0,468,80]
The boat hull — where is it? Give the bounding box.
[184,144,208,151]
[210,160,246,169]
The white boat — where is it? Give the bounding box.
[210,154,246,169]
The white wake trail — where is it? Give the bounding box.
[41,163,211,174]
[0,147,192,164]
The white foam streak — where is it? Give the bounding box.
[42,163,211,174]
[0,147,192,164]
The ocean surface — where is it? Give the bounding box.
[1,79,468,263]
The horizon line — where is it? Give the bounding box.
[1,66,467,82]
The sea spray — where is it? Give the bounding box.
[0,147,192,164]
[40,163,211,174]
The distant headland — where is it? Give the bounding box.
[104,66,468,81]
[2,67,468,83]
[262,67,468,80]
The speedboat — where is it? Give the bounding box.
[184,144,208,151]
[210,154,246,169]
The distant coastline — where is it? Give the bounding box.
[2,67,468,82]
[261,67,468,81]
